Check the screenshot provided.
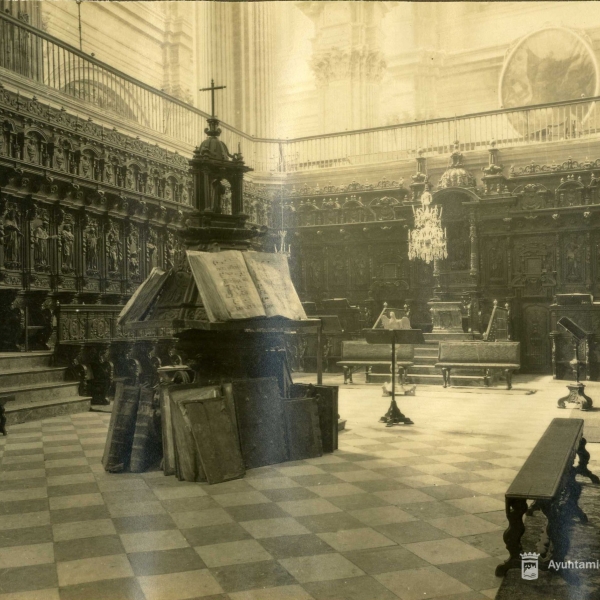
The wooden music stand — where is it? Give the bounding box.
[364,328,425,426]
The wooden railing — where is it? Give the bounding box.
[3,12,600,174]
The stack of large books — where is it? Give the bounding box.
[160,377,339,484]
[102,377,338,484]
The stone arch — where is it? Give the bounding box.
[555,177,586,208]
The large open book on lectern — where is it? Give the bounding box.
[186,250,306,322]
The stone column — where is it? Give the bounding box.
[196,1,236,122]
[299,1,388,133]
[195,2,276,137]
[162,2,195,104]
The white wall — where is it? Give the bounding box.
[36,1,600,139]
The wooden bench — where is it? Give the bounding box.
[337,340,414,384]
[436,341,520,389]
[496,418,599,576]
[0,395,15,435]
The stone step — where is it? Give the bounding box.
[407,365,440,374]
[0,381,81,405]
[0,367,68,388]
[0,352,53,371]
[412,356,438,364]
[406,373,445,385]
[5,396,91,426]
[424,333,475,342]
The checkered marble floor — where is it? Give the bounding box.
[1,374,598,600]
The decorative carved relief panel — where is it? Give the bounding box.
[486,238,508,285]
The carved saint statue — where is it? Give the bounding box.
[165,233,176,269]
[32,221,50,269]
[146,175,155,196]
[147,230,158,269]
[84,221,100,273]
[211,178,226,213]
[566,243,581,281]
[164,182,173,201]
[80,154,91,178]
[25,137,38,163]
[103,163,113,184]
[54,146,65,171]
[331,255,346,286]
[127,229,140,277]
[106,223,122,274]
[181,185,189,205]
[3,209,23,267]
[60,224,75,272]
[126,169,135,190]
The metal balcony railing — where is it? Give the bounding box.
[2,11,600,175]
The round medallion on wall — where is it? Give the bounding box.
[499,27,599,137]
[500,27,598,108]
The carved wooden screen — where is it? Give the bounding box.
[521,303,551,373]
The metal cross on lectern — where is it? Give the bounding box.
[199,79,226,118]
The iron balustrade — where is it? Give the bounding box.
[2,11,600,174]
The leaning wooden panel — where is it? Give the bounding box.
[167,384,222,482]
[232,377,288,469]
[289,383,339,453]
[159,386,176,476]
[102,384,140,473]
[221,383,240,439]
[130,387,162,473]
[283,397,323,461]
[185,396,245,484]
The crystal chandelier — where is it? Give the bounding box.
[408,189,447,264]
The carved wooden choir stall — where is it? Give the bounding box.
[279,142,600,383]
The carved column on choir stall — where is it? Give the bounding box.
[432,257,441,299]
[469,210,479,283]
[87,343,114,406]
[40,296,57,350]
[482,140,508,195]
[0,290,25,351]
[59,343,91,397]
[132,339,160,388]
